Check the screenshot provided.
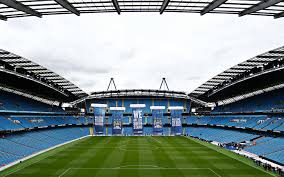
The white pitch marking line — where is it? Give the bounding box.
[58,168,71,177]
[3,137,89,177]
[148,136,163,144]
[4,149,63,177]
[208,168,222,177]
[114,165,161,169]
[118,146,159,151]
[58,167,221,177]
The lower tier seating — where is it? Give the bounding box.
[186,127,259,143]
[186,127,284,165]
[0,127,90,167]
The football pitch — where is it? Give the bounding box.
[0,136,277,177]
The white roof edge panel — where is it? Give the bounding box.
[168,106,184,110]
[130,104,146,108]
[109,107,126,111]
[91,103,108,108]
[150,106,166,110]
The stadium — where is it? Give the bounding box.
[0,44,283,176]
[0,1,284,177]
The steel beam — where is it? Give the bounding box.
[0,0,42,17]
[27,68,47,71]
[160,0,170,14]
[0,14,7,21]
[257,55,282,58]
[0,56,21,59]
[0,51,9,54]
[199,86,214,89]
[54,0,80,16]
[238,63,258,67]
[207,80,221,83]
[200,0,227,15]
[239,0,282,17]
[230,67,250,70]
[111,0,121,14]
[247,60,271,63]
[33,71,53,74]
[53,81,69,83]
[268,50,284,54]
[2,60,30,64]
[274,11,284,19]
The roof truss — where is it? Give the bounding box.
[190,45,284,98]
[0,14,7,21]
[0,0,42,17]
[54,0,80,16]
[239,0,283,17]
[0,0,284,20]
[160,0,170,14]
[275,11,284,19]
[200,0,227,15]
[0,49,87,98]
[111,0,121,14]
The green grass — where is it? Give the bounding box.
[0,136,278,177]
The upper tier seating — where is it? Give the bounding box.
[0,90,63,113]
[0,116,90,131]
[187,115,284,132]
[213,87,284,113]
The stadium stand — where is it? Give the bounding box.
[0,90,63,113]
[0,115,91,131]
[186,126,284,165]
[186,127,259,144]
[0,127,89,167]
[187,115,284,132]
[213,87,284,113]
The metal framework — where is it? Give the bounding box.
[0,0,284,20]
[190,46,284,98]
[107,78,117,91]
[89,89,189,99]
[0,48,88,99]
[159,78,170,90]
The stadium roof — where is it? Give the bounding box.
[71,89,209,106]
[0,0,284,20]
[0,49,88,100]
[190,45,284,102]
[90,89,189,99]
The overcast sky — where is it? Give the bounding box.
[0,13,283,94]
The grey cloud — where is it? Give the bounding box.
[31,53,111,75]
